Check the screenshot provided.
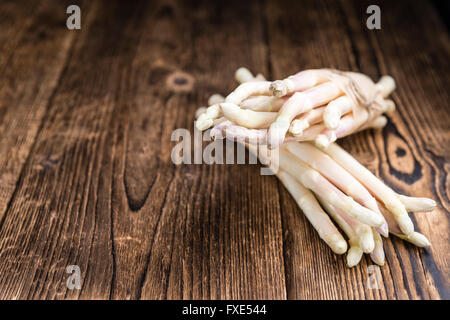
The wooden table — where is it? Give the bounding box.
[0,0,448,300]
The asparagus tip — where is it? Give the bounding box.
[397,214,415,236]
[333,239,348,255]
[324,111,340,130]
[409,232,431,248]
[195,107,207,120]
[375,221,389,238]
[347,246,363,267]
[208,94,225,106]
[315,134,330,150]
[235,67,254,84]
[360,232,375,253]
[370,252,385,266]
[421,198,437,211]
[267,120,289,149]
[196,117,213,131]
[289,119,308,136]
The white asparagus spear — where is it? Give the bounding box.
[383,99,396,114]
[195,106,207,120]
[285,142,388,236]
[334,205,374,253]
[322,143,415,235]
[370,231,385,266]
[235,67,255,84]
[278,148,384,227]
[289,107,326,136]
[290,123,326,140]
[208,94,225,106]
[270,70,329,97]
[234,67,267,83]
[298,116,387,143]
[225,81,272,105]
[220,102,277,129]
[221,124,267,143]
[394,232,432,247]
[267,82,342,149]
[277,170,348,254]
[210,119,233,140]
[317,112,390,150]
[376,76,396,98]
[254,73,266,81]
[235,68,285,112]
[318,198,364,267]
[367,115,388,129]
[346,241,364,268]
[240,96,285,112]
[196,103,222,130]
[397,195,437,212]
[323,96,353,130]
[315,114,358,150]
[378,201,431,247]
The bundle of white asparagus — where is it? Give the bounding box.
[194,68,436,267]
[196,67,396,150]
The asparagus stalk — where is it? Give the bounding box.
[370,231,385,266]
[321,143,415,236]
[289,106,326,136]
[318,198,364,267]
[378,201,431,247]
[240,96,285,112]
[278,148,384,227]
[323,96,353,130]
[220,102,277,129]
[397,195,437,212]
[285,141,388,236]
[277,170,348,254]
[208,94,225,106]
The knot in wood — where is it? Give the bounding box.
[166,71,194,93]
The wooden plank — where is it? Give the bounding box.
[0,0,287,299]
[0,1,87,232]
[0,0,41,79]
[265,0,449,299]
[115,0,286,300]
[345,0,450,300]
[0,0,134,299]
[0,1,83,228]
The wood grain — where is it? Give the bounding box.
[0,0,81,225]
[0,0,448,300]
[264,0,449,300]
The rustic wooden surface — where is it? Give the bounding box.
[0,0,448,300]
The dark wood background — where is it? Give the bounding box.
[0,0,448,300]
